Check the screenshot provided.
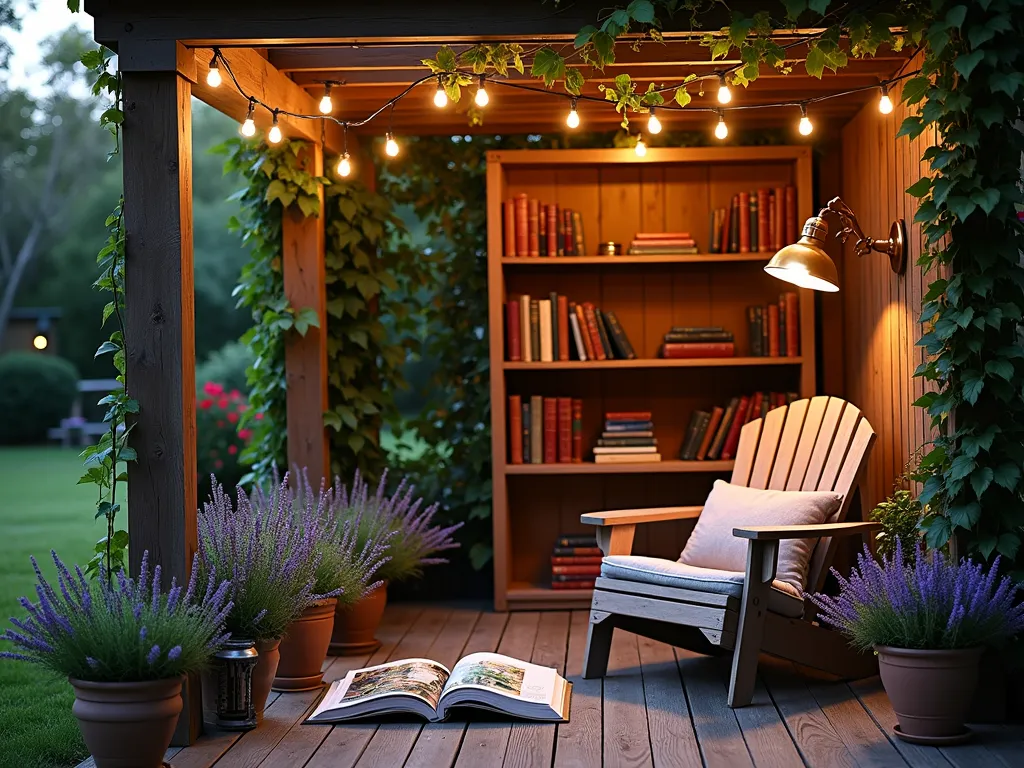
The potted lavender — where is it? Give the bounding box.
[810,541,1024,745]
[330,470,461,655]
[1,552,231,768]
[198,477,339,724]
[271,470,392,691]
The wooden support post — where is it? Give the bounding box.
[283,143,329,479]
[121,69,200,744]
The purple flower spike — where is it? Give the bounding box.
[147,645,161,665]
[168,645,182,661]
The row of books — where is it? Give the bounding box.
[709,186,798,254]
[660,327,736,359]
[551,534,602,590]
[508,395,583,464]
[505,295,637,362]
[503,195,586,257]
[627,231,698,255]
[748,293,800,357]
[679,392,799,461]
[593,411,661,464]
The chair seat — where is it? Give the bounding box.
[601,556,806,618]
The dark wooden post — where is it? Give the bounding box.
[121,61,200,744]
[283,143,330,479]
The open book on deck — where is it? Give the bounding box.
[305,652,572,723]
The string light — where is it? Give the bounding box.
[337,153,351,177]
[634,135,647,157]
[475,75,489,107]
[206,53,221,88]
[566,98,580,129]
[268,110,283,143]
[647,107,662,135]
[714,111,728,140]
[240,99,256,137]
[319,83,333,115]
[434,76,448,108]
[385,131,400,157]
[798,103,813,136]
[717,73,732,105]
[878,84,893,115]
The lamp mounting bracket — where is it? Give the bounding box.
[818,197,906,275]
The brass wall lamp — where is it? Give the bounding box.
[764,196,907,292]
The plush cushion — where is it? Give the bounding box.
[679,480,843,596]
[600,556,805,618]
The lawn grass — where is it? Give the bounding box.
[0,447,103,768]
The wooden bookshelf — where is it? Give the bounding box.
[487,146,815,611]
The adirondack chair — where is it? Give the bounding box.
[581,396,880,707]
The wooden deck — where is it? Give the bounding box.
[104,604,1024,768]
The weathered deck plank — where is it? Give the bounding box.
[604,628,653,768]
[808,678,908,767]
[849,678,952,768]
[720,659,804,768]
[553,610,602,768]
[636,634,702,768]
[677,648,752,768]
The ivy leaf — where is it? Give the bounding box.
[626,0,655,23]
[906,177,932,198]
[997,534,1021,560]
[993,463,1022,491]
[674,86,691,107]
[94,340,120,358]
[805,46,825,79]
[944,5,967,29]
[531,47,566,87]
[591,31,616,67]
[954,50,985,80]
[970,466,994,499]
[901,76,930,105]
[985,359,1014,381]
[922,515,952,549]
[989,72,1024,98]
[710,39,732,60]
[322,411,342,431]
[435,46,457,72]
[896,116,925,140]
[948,501,981,529]
[945,195,976,222]
[575,25,597,49]
[962,372,985,405]
[949,454,977,482]
[564,68,585,96]
[978,534,998,560]
[975,103,1005,129]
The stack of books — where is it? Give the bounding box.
[505,295,636,362]
[627,231,698,255]
[747,292,800,357]
[708,185,798,254]
[594,411,660,464]
[508,395,582,464]
[680,392,799,461]
[503,194,586,257]
[660,327,735,359]
[551,534,602,590]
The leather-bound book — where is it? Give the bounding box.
[739,191,751,253]
[515,194,529,257]
[557,397,572,463]
[528,198,540,257]
[506,299,521,361]
[543,397,558,463]
[508,395,523,463]
[504,199,516,257]
[557,295,570,361]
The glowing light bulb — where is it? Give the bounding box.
[240,103,256,137]
[206,66,221,88]
[798,105,813,136]
[714,114,728,140]
[268,118,283,144]
[634,135,647,157]
[32,334,48,350]
[475,76,489,107]
[434,78,448,108]
[319,85,333,115]
[878,85,893,115]
[717,74,732,104]
[647,108,662,135]
[337,153,351,177]
[566,100,580,129]
[385,132,399,157]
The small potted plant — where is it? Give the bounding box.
[1,551,232,768]
[330,470,461,655]
[198,476,338,723]
[272,469,393,690]
[810,540,1024,745]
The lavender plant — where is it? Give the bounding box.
[337,470,461,583]
[1,551,232,682]
[809,540,1024,651]
[198,475,341,642]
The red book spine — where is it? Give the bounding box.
[721,396,751,460]
[538,204,547,256]
[515,194,529,257]
[747,392,763,424]
[551,556,604,566]
[572,399,583,463]
[509,395,523,464]
[739,191,751,253]
[572,303,595,359]
[773,392,786,408]
[543,397,558,463]
[582,303,607,360]
[503,199,516,258]
[552,565,602,576]
[661,342,735,359]
[721,200,733,253]
[785,185,797,244]
[774,186,785,250]
[696,406,724,461]
[557,296,570,361]
[757,188,771,252]
[506,299,521,361]
[557,397,572,463]
[547,204,558,258]
[635,231,691,239]
[563,208,573,255]
[551,580,595,590]
[767,304,780,357]
[606,411,652,421]
[528,198,540,257]
[785,292,799,356]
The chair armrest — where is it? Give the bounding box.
[732,521,881,541]
[580,506,703,526]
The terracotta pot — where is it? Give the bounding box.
[252,638,281,722]
[70,676,182,768]
[876,645,984,744]
[328,582,387,656]
[273,598,338,691]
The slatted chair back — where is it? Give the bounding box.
[729,396,876,594]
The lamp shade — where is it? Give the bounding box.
[764,215,840,292]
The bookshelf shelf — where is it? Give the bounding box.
[500,253,772,266]
[506,460,735,475]
[504,357,804,370]
[507,582,594,609]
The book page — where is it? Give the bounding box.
[313,658,451,716]
[443,652,557,705]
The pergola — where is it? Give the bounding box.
[84,0,921,743]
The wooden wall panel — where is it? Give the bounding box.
[840,53,938,512]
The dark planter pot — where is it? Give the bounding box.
[273,598,338,691]
[70,676,182,768]
[329,582,387,656]
[252,638,281,722]
[202,638,259,731]
[876,645,984,745]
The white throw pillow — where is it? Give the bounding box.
[679,479,843,596]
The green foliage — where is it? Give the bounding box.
[196,340,253,395]
[871,490,924,565]
[0,353,79,444]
